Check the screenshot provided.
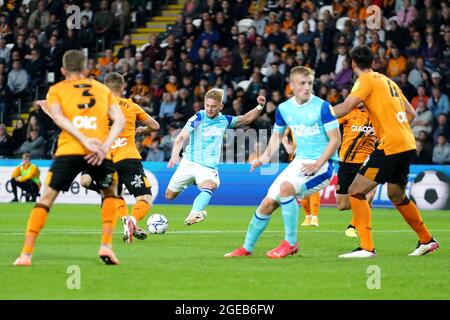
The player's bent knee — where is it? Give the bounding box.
[80,174,92,188]
[259,197,278,215]
[279,181,295,196]
[137,194,153,206]
[388,193,406,204]
[165,189,178,200]
[200,181,217,190]
[336,200,350,211]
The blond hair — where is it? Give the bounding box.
[290,66,315,82]
[62,50,87,73]
[204,88,224,104]
[104,72,124,93]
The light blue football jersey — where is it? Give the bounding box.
[273,95,339,161]
[183,110,238,169]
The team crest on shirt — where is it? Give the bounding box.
[131,175,144,188]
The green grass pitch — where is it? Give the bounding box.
[0,203,448,300]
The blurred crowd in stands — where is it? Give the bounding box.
[0,0,449,164]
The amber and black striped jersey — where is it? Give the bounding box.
[337,108,376,164]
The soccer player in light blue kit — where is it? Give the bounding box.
[166,89,266,225]
[225,66,341,258]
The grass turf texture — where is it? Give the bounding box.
[0,203,448,300]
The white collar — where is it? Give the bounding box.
[292,95,314,107]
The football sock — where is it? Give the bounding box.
[395,197,432,244]
[301,197,311,216]
[21,204,49,255]
[101,197,118,246]
[131,200,150,222]
[350,195,374,251]
[86,181,100,193]
[116,197,128,219]
[243,210,271,252]
[191,188,213,213]
[310,192,321,217]
[280,196,299,246]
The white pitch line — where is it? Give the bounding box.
[0,229,449,236]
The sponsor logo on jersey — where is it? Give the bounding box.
[73,116,97,129]
[111,137,128,149]
[203,126,225,137]
[351,125,375,135]
[291,124,320,136]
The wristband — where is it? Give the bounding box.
[256,104,264,111]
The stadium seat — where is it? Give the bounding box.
[192,19,202,28]
[336,17,349,32]
[238,19,254,33]
[237,80,250,91]
[319,5,334,19]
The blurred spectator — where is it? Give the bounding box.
[159,92,176,121]
[7,60,28,110]
[0,37,11,64]
[411,101,434,137]
[15,128,45,158]
[145,138,165,162]
[130,74,150,105]
[28,1,50,30]
[428,86,450,117]
[111,0,131,40]
[160,124,179,160]
[93,0,115,49]
[386,46,407,80]
[80,0,94,22]
[11,118,26,151]
[334,44,348,75]
[411,85,429,109]
[45,35,63,80]
[421,34,440,69]
[116,48,136,72]
[334,59,353,90]
[411,140,432,164]
[0,123,12,158]
[432,134,450,164]
[78,16,95,49]
[398,73,417,101]
[25,49,46,89]
[433,113,450,143]
[117,35,136,59]
[98,49,118,70]
[418,130,434,155]
[174,88,194,122]
[266,62,284,93]
[251,10,266,36]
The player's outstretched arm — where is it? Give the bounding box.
[332,95,362,118]
[168,128,189,168]
[136,117,160,135]
[235,95,266,127]
[251,131,282,172]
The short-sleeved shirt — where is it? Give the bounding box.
[111,97,151,163]
[47,78,117,157]
[183,110,238,169]
[337,108,376,164]
[273,95,339,162]
[349,71,416,155]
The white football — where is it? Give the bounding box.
[409,170,450,210]
[146,214,169,234]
